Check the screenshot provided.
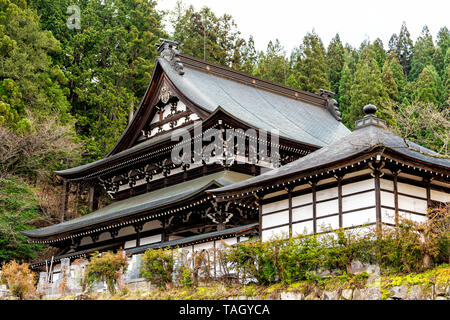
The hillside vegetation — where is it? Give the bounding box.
[0,0,448,264]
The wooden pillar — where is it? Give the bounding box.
[287,187,293,238]
[60,179,70,222]
[336,176,343,228]
[161,218,169,242]
[311,181,317,234]
[393,172,399,225]
[257,194,262,241]
[374,170,382,231]
[424,177,431,209]
[88,186,99,212]
[134,223,144,247]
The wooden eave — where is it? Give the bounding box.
[210,146,450,200]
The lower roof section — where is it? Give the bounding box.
[30,223,259,269]
[22,171,252,240]
[126,223,259,255]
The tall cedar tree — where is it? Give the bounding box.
[292,32,330,93]
[348,45,390,129]
[382,60,399,101]
[409,26,436,81]
[171,3,244,69]
[31,0,166,160]
[338,60,353,127]
[0,0,71,130]
[326,34,345,95]
[0,177,44,263]
[437,27,450,59]
[371,38,387,70]
[386,52,409,104]
[254,39,288,84]
[444,48,450,105]
[388,22,414,77]
[239,36,258,75]
[413,65,442,105]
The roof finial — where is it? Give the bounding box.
[354,103,386,129]
[155,39,185,75]
[363,104,377,116]
[319,89,342,121]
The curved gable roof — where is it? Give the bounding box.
[159,56,350,147]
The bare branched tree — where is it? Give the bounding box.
[0,111,82,179]
[386,102,450,155]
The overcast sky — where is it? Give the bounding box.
[156,0,449,54]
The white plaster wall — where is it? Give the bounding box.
[398,211,427,223]
[398,195,427,213]
[317,215,339,232]
[292,193,312,207]
[292,221,314,236]
[381,207,396,225]
[162,105,171,118]
[342,179,374,195]
[380,178,394,191]
[193,241,215,251]
[342,191,375,211]
[261,226,289,242]
[262,210,289,228]
[398,182,426,198]
[430,189,450,203]
[316,199,338,217]
[342,208,376,228]
[316,187,338,201]
[140,235,161,246]
[262,199,288,214]
[292,204,313,222]
[124,240,136,249]
[215,238,238,249]
[380,191,395,208]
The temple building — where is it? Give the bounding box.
[210,104,450,241]
[22,39,350,273]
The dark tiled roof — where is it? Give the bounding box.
[56,55,350,177]
[22,171,251,239]
[54,124,195,177]
[160,57,350,147]
[126,223,259,255]
[209,123,450,194]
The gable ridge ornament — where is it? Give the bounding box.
[319,89,342,121]
[159,84,172,104]
[156,39,185,75]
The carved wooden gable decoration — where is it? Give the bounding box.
[139,82,200,142]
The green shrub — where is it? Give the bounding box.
[140,248,175,288]
[86,251,128,295]
[178,266,194,288]
[226,238,279,285]
[225,208,449,284]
